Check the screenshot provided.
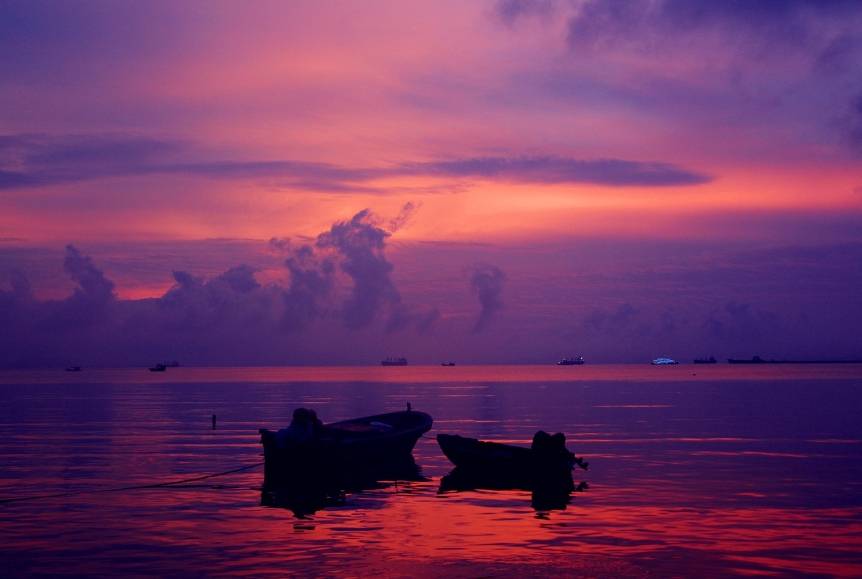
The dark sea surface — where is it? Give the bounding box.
[1,365,861,578]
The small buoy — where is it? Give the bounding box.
[212,414,217,429]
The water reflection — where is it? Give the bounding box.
[260,457,426,518]
[1,366,862,576]
[438,467,588,512]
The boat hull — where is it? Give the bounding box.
[436,434,576,476]
[260,410,432,487]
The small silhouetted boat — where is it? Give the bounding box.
[437,432,588,475]
[651,357,679,365]
[149,363,167,372]
[441,361,456,366]
[728,356,766,364]
[694,356,717,364]
[557,356,585,365]
[65,366,82,372]
[260,408,432,487]
[381,357,408,366]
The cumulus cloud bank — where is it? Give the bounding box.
[0,206,440,367]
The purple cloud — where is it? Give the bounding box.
[406,156,710,186]
[566,0,861,55]
[470,265,507,333]
[316,210,400,330]
[495,0,556,26]
[63,244,116,305]
[0,207,443,367]
[0,133,711,191]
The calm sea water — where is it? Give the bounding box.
[1,365,861,578]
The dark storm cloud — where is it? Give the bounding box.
[62,244,116,305]
[281,244,335,331]
[3,230,862,366]
[39,245,117,330]
[155,266,276,333]
[0,133,710,191]
[470,265,506,333]
[316,210,401,330]
[313,207,437,333]
[0,207,440,366]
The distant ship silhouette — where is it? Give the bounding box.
[728,356,862,364]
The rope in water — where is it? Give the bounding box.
[0,461,263,505]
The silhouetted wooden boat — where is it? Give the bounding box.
[149,363,167,372]
[441,361,456,366]
[65,366,82,372]
[557,356,585,365]
[260,409,432,487]
[437,432,588,475]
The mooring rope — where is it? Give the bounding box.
[0,461,264,506]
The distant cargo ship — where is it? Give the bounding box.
[727,356,766,364]
[441,361,456,367]
[694,356,717,364]
[651,357,679,365]
[729,356,862,364]
[381,357,408,366]
[557,356,585,365]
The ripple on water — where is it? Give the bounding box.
[1,367,861,576]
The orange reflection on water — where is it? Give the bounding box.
[2,368,861,576]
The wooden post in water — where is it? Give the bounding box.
[212,414,216,429]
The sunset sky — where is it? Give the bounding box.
[2,0,861,366]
